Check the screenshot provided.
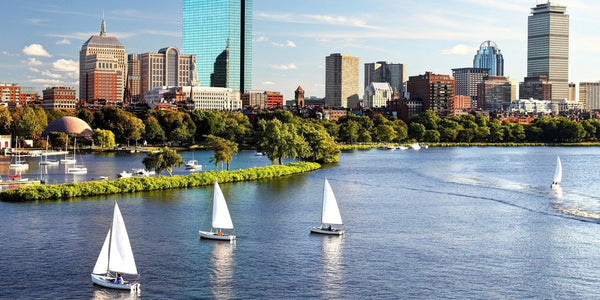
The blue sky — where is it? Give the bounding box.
[1,0,600,100]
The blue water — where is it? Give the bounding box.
[2,147,600,298]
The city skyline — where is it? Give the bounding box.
[1,0,600,100]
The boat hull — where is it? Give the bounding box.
[90,274,140,291]
[310,227,344,235]
[199,230,236,241]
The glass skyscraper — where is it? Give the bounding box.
[473,40,504,76]
[183,0,252,92]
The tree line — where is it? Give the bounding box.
[6,105,599,169]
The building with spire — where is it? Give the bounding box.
[473,41,504,76]
[79,19,127,103]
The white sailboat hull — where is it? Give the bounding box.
[91,274,140,291]
[39,160,59,166]
[199,230,236,241]
[310,226,344,235]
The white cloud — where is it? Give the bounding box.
[253,36,268,42]
[42,70,62,79]
[26,57,43,66]
[269,63,298,70]
[22,43,52,57]
[262,81,276,85]
[26,18,45,25]
[29,67,40,73]
[29,78,63,84]
[52,59,78,72]
[56,38,71,45]
[440,44,478,55]
[271,40,297,48]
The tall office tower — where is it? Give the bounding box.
[325,53,359,108]
[407,72,455,117]
[183,0,252,93]
[579,82,600,110]
[79,19,127,102]
[568,82,576,101]
[527,2,569,101]
[473,41,504,76]
[452,67,489,108]
[137,47,197,102]
[364,62,406,96]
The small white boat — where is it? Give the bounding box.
[254,152,265,156]
[410,143,421,150]
[397,145,409,150]
[117,171,133,178]
[185,159,202,171]
[9,140,28,169]
[551,155,562,189]
[60,136,76,164]
[68,165,88,174]
[311,179,344,235]
[199,180,236,241]
[40,136,60,166]
[91,202,140,292]
[99,176,109,180]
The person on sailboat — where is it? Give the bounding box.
[114,273,123,284]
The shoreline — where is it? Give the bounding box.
[0,161,321,202]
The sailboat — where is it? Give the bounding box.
[551,155,562,189]
[91,202,140,292]
[60,136,76,164]
[185,152,202,171]
[9,137,28,169]
[39,136,59,166]
[311,179,344,235]
[199,180,236,241]
[67,138,87,174]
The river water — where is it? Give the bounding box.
[2,147,600,299]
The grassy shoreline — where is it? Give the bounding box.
[337,142,600,150]
[0,161,321,202]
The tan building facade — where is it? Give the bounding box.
[325,53,359,108]
[42,87,77,111]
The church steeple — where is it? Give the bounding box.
[100,19,106,36]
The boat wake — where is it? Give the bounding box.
[552,190,600,220]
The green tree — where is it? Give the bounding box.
[0,106,12,134]
[206,135,238,170]
[142,147,184,176]
[93,129,116,149]
[143,116,166,144]
[77,109,94,125]
[338,120,359,144]
[298,123,340,163]
[375,124,397,143]
[408,122,426,141]
[255,119,309,164]
[357,129,372,143]
[12,106,46,138]
[423,129,440,142]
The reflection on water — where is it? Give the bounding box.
[209,241,236,299]
[92,288,140,300]
[319,236,344,299]
[553,187,600,220]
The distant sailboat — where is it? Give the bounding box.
[67,138,87,174]
[91,202,140,292]
[60,136,76,164]
[551,156,562,189]
[199,180,236,241]
[311,179,344,235]
[39,136,59,166]
[9,136,28,169]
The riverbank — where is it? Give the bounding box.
[337,141,600,150]
[0,161,321,202]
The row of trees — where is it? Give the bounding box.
[8,104,600,172]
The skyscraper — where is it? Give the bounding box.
[182,0,252,93]
[325,53,359,108]
[527,2,569,101]
[473,40,504,76]
[79,19,127,102]
[452,67,489,108]
[364,62,406,96]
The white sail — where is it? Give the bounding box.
[553,156,562,184]
[211,181,234,230]
[321,179,343,225]
[108,202,138,275]
[92,230,111,274]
